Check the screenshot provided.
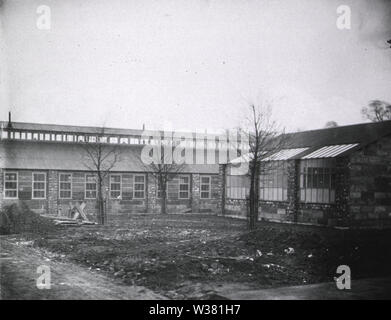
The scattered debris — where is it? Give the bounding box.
[15,240,34,247]
[262,263,284,269]
[24,214,391,299]
[52,202,97,226]
[284,247,295,255]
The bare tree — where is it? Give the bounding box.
[141,136,186,215]
[241,102,285,230]
[81,128,122,224]
[361,100,391,122]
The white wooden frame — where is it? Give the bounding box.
[109,174,122,199]
[85,174,97,199]
[32,171,47,199]
[133,174,145,199]
[59,173,73,199]
[200,175,211,199]
[4,171,18,199]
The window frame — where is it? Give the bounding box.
[4,171,18,199]
[85,174,97,199]
[59,173,73,199]
[226,175,249,200]
[259,161,288,202]
[32,171,47,199]
[178,175,190,199]
[109,174,122,199]
[200,175,211,199]
[134,174,145,199]
[299,159,336,204]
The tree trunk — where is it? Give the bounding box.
[97,178,105,225]
[248,160,259,230]
[160,177,167,215]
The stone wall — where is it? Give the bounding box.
[348,136,391,226]
[219,153,375,227]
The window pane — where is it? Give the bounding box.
[135,175,144,182]
[201,177,210,184]
[86,175,95,183]
[86,191,96,198]
[134,191,144,198]
[111,175,121,183]
[135,184,144,191]
[180,176,189,183]
[33,191,45,198]
[5,173,17,181]
[5,182,17,189]
[111,184,120,191]
[179,191,189,198]
[201,191,209,198]
[60,174,71,182]
[5,190,17,198]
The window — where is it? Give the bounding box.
[109,137,118,144]
[200,176,211,199]
[300,159,336,204]
[59,173,72,199]
[4,172,18,198]
[88,136,97,143]
[259,162,288,201]
[99,136,108,143]
[32,172,46,199]
[226,175,249,199]
[134,175,145,199]
[110,174,122,199]
[179,175,190,199]
[120,137,129,144]
[85,175,97,199]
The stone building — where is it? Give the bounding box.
[1,117,391,227]
[223,120,391,227]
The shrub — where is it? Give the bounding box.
[0,203,54,235]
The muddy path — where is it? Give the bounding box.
[0,237,166,300]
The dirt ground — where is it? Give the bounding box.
[0,237,166,300]
[3,214,391,299]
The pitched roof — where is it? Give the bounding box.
[0,140,219,173]
[230,120,391,163]
[282,120,391,148]
[0,121,220,140]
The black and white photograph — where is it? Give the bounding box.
[1,0,391,307]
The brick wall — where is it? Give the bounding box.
[0,169,222,217]
[1,170,48,214]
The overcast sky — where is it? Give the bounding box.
[1,0,391,132]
